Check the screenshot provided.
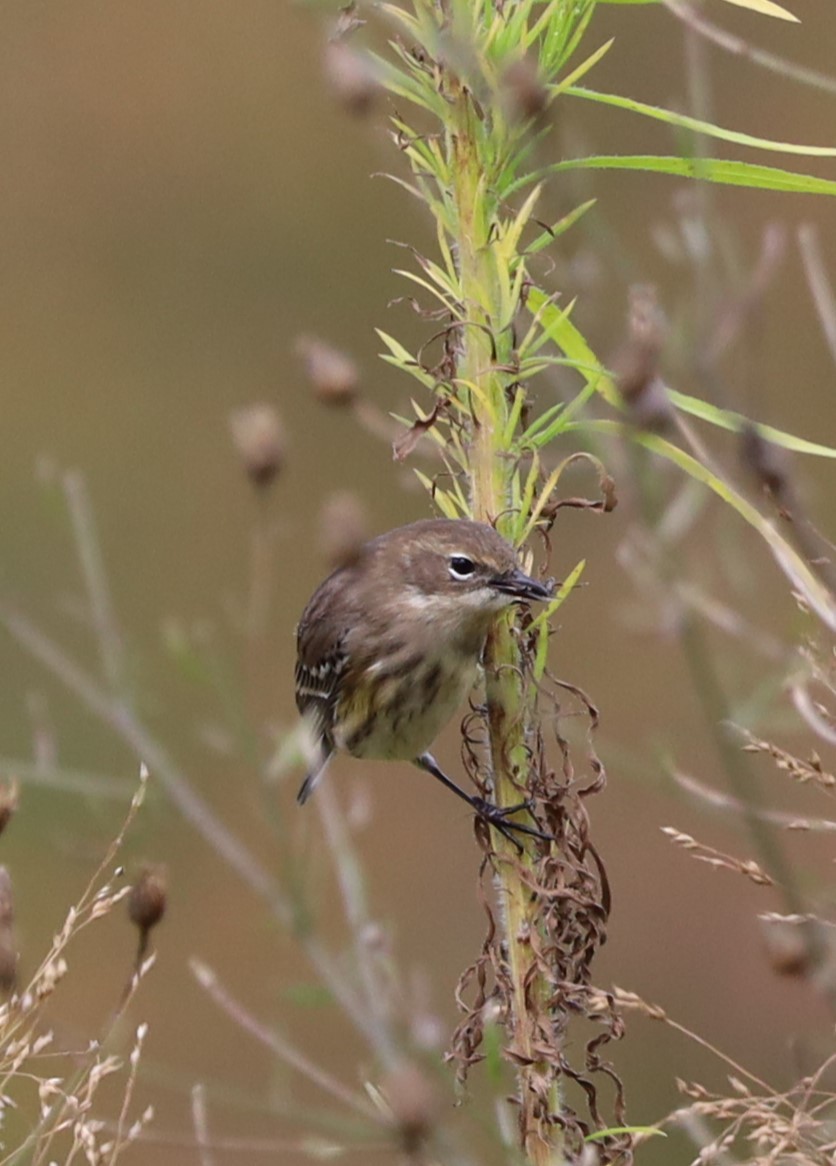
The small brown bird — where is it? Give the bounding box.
[295,518,553,842]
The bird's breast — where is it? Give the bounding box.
[335,649,479,762]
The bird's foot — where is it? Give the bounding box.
[470,796,554,851]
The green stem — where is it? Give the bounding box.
[448,69,565,1166]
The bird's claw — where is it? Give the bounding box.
[471,796,554,851]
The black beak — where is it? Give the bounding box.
[491,568,554,603]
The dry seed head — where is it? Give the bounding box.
[502,57,549,122]
[614,285,674,430]
[382,1063,439,1155]
[229,404,285,490]
[759,913,813,977]
[128,865,167,934]
[296,335,359,406]
[37,957,67,998]
[740,422,789,500]
[0,866,16,994]
[0,781,19,838]
[324,41,379,116]
[318,490,369,570]
[0,940,16,996]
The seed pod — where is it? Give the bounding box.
[318,491,369,570]
[740,422,789,502]
[382,1062,438,1156]
[614,285,674,431]
[229,404,285,489]
[129,865,167,935]
[0,866,18,994]
[324,41,379,117]
[296,335,359,407]
[0,781,19,838]
[502,57,549,122]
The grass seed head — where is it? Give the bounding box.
[229,404,286,490]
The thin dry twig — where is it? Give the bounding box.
[663,0,836,96]
[189,958,379,1123]
[661,826,774,885]
[191,1083,215,1166]
[673,770,836,833]
[798,225,836,369]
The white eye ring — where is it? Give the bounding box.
[449,554,476,580]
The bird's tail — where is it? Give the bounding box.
[296,747,332,805]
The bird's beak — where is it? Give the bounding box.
[490,568,554,603]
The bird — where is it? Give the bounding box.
[294,517,554,843]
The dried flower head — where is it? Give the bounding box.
[229,404,285,489]
[759,913,816,978]
[0,866,18,993]
[296,335,359,406]
[0,780,19,837]
[740,422,790,502]
[318,491,369,570]
[502,57,549,122]
[129,865,167,935]
[614,285,674,431]
[324,41,379,116]
[382,1062,438,1155]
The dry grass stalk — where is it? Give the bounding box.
[0,770,153,1163]
[737,729,836,795]
[661,827,774,886]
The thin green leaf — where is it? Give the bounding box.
[551,38,614,94]
[528,288,836,457]
[380,354,436,390]
[499,183,544,263]
[413,470,461,518]
[524,199,596,257]
[520,461,566,543]
[668,390,836,458]
[526,288,621,403]
[522,0,566,51]
[376,329,419,366]
[564,87,836,156]
[502,385,529,446]
[518,401,565,446]
[718,0,798,20]
[393,268,458,311]
[543,155,836,195]
[376,170,427,204]
[586,1127,666,1142]
[518,450,543,531]
[569,419,836,631]
[532,560,586,679]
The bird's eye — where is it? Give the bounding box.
[449,555,476,579]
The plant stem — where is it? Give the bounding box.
[448,67,565,1166]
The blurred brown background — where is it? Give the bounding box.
[1,1,835,1162]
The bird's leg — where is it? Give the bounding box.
[414,752,554,848]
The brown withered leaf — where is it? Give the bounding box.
[392,402,442,462]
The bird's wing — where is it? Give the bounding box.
[295,581,353,801]
[295,644,347,741]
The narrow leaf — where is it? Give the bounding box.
[568,420,836,631]
[564,87,836,156]
[718,0,798,20]
[532,560,586,679]
[668,390,836,458]
[413,470,461,518]
[552,38,614,94]
[543,155,836,196]
[524,199,596,257]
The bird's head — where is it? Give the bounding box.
[371,519,553,624]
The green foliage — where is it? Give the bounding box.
[358,1,836,1159]
[368,0,836,560]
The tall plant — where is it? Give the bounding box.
[326,0,836,1161]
